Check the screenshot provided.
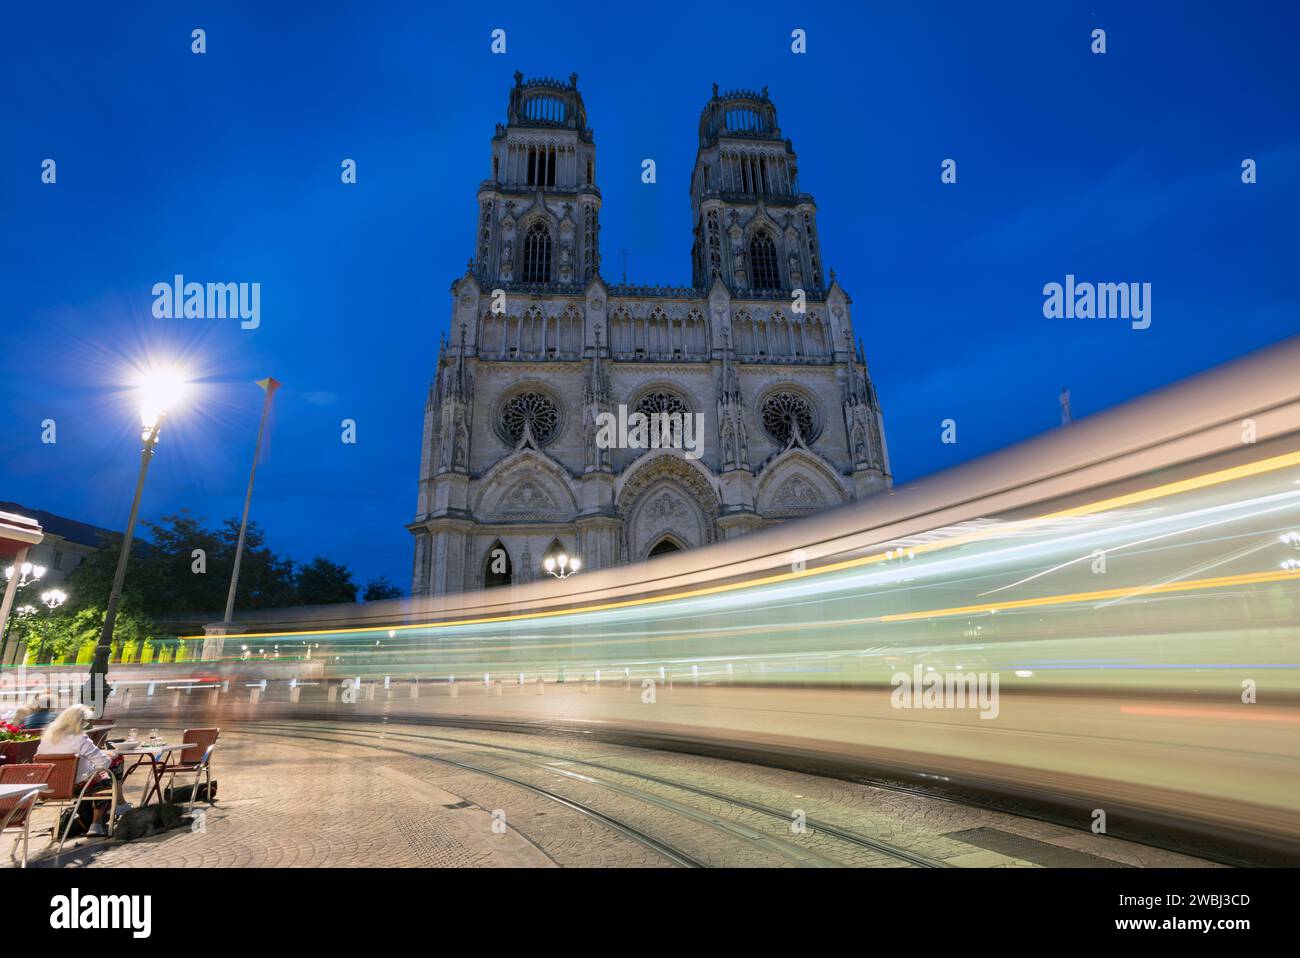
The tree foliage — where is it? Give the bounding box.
[6,513,372,663]
[9,605,156,665]
[362,576,403,602]
[295,557,357,606]
[61,511,365,619]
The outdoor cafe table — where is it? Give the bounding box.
[115,743,196,807]
[0,783,47,806]
[0,782,47,819]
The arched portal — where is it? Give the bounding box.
[617,454,720,560]
[483,540,512,588]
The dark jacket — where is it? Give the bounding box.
[18,708,56,731]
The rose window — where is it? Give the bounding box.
[634,390,690,419]
[497,392,560,446]
[760,392,817,445]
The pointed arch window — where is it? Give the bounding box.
[749,230,780,290]
[522,222,552,283]
[648,537,683,558]
[484,541,513,588]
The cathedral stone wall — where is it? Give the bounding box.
[410,75,890,596]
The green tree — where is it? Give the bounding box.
[296,557,357,606]
[61,512,362,623]
[62,531,150,618]
[12,606,158,665]
[362,576,403,601]
[217,518,298,610]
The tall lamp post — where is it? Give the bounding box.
[85,366,187,715]
[205,377,280,660]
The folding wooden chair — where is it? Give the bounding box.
[37,754,120,854]
[0,762,54,867]
[161,728,220,811]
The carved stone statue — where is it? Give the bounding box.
[720,419,735,470]
[454,422,469,468]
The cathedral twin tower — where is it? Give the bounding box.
[410,72,890,595]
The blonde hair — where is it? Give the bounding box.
[41,705,92,743]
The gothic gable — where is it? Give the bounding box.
[755,448,849,518]
[475,449,578,521]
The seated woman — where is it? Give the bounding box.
[36,704,122,837]
[10,691,58,731]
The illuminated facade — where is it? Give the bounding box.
[410,74,890,595]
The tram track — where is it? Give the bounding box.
[294,710,1270,867]
[233,723,707,867]
[231,720,949,867]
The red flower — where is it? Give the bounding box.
[0,721,36,742]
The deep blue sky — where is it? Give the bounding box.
[2,1,1297,593]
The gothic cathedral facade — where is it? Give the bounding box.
[410,74,890,596]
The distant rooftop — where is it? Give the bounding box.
[0,501,118,549]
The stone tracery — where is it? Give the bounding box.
[410,76,890,596]
[496,391,561,446]
[759,391,818,446]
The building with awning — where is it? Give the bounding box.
[0,508,44,667]
[0,501,114,588]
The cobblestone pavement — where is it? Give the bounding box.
[4,720,1217,868]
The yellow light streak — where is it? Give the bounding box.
[879,568,1300,623]
[182,449,1300,642]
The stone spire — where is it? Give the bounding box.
[446,322,470,401]
[584,323,610,405]
[436,322,473,473]
[842,341,885,477]
[583,324,613,472]
[716,329,750,472]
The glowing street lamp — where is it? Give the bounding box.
[137,365,189,437]
[0,565,54,663]
[544,553,581,579]
[4,561,47,589]
[40,588,67,611]
[88,363,189,711]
